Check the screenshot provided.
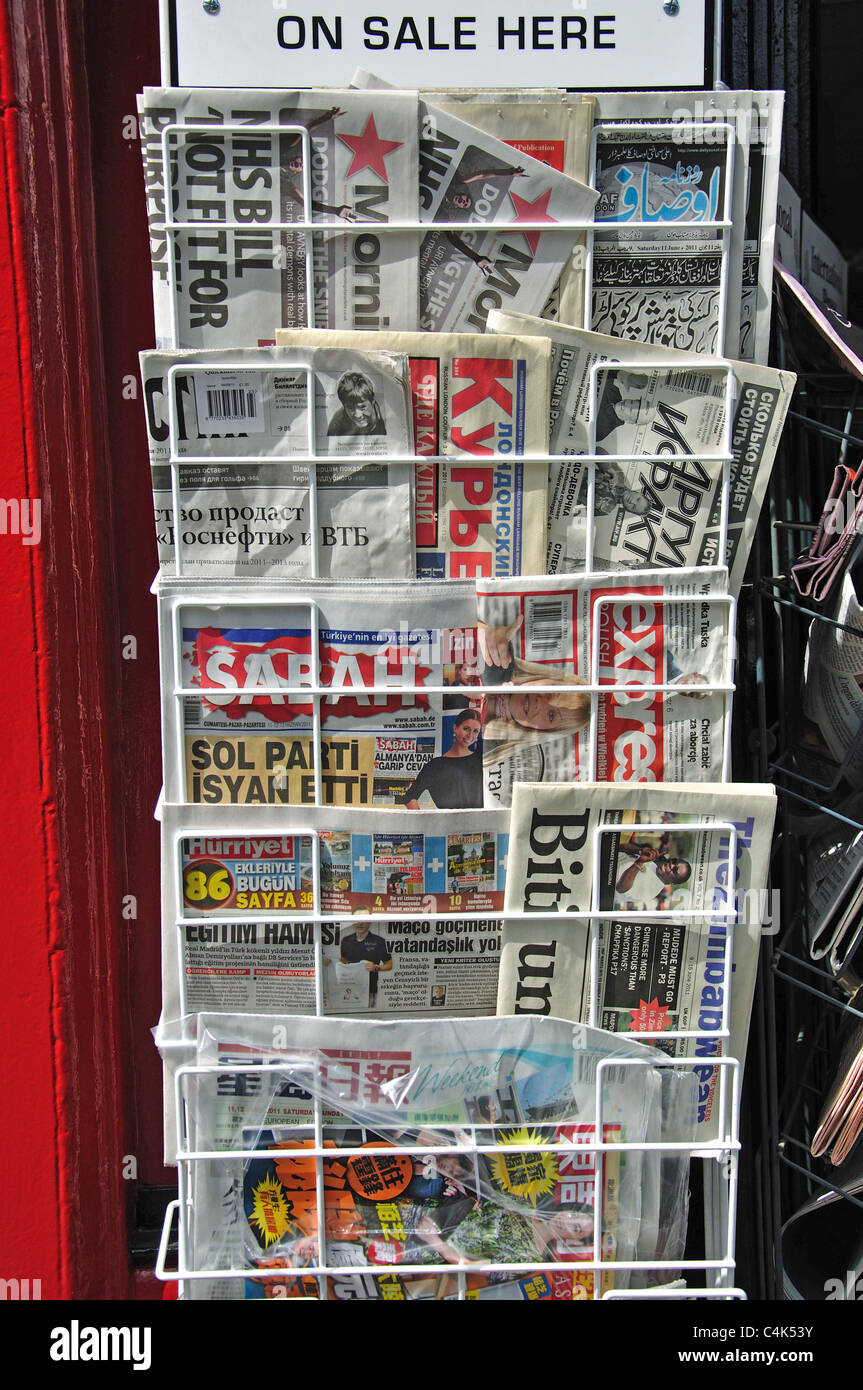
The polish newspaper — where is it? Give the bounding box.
[497,781,777,1140]
[475,566,733,808]
[487,308,795,592]
[157,577,483,808]
[160,803,508,1020]
[352,69,599,333]
[138,87,420,347]
[276,327,552,579]
[140,345,415,578]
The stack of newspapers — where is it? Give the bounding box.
[140,76,790,1299]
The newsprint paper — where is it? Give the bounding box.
[488,308,795,592]
[157,577,481,808]
[498,782,777,1139]
[156,1011,695,1297]
[277,327,552,579]
[138,87,419,347]
[160,803,508,1022]
[141,345,415,578]
[352,69,599,332]
[475,566,733,807]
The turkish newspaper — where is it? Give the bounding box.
[157,577,482,807]
[276,327,552,579]
[487,307,796,592]
[590,90,780,362]
[497,781,777,1140]
[138,87,420,347]
[352,69,599,332]
[158,1011,694,1298]
[140,345,415,578]
[160,804,508,1020]
[475,566,733,807]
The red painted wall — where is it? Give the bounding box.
[0,1,164,1299]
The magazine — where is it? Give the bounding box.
[276,327,552,579]
[157,577,481,807]
[157,1012,696,1298]
[487,308,795,593]
[352,68,599,333]
[497,781,777,1140]
[474,566,733,807]
[160,804,508,1020]
[140,345,415,578]
[138,86,420,347]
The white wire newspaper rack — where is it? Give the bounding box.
[155,115,736,352]
[155,577,737,805]
[147,99,750,1303]
[152,808,746,1299]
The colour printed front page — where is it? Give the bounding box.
[160,804,508,1021]
[157,1012,695,1299]
[498,781,777,1140]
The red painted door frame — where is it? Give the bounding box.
[0,1,163,1299]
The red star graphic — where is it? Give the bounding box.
[508,188,557,255]
[337,115,402,182]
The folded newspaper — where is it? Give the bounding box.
[349,77,595,324]
[475,566,733,807]
[352,69,599,333]
[803,571,863,789]
[497,781,777,1140]
[276,327,552,578]
[141,345,415,578]
[158,577,482,807]
[589,90,783,364]
[160,803,508,1020]
[158,1012,695,1299]
[138,87,420,347]
[487,308,795,592]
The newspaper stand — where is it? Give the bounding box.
[147,60,753,1298]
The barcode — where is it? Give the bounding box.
[205,387,260,422]
[665,370,725,398]
[528,599,565,656]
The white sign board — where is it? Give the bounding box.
[802,210,849,317]
[164,0,714,91]
[775,171,801,277]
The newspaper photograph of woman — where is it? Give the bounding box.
[401,708,483,809]
[478,612,590,736]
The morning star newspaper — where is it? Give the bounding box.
[138,87,419,347]
[276,327,552,579]
[352,69,599,332]
[157,577,483,807]
[589,90,783,364]
[140,345,415,578]
[475,566,733,807]
[158,1012,693,1297]
[498,781,777,1139]
[160,804,508,1020]
[488,308,795,592]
